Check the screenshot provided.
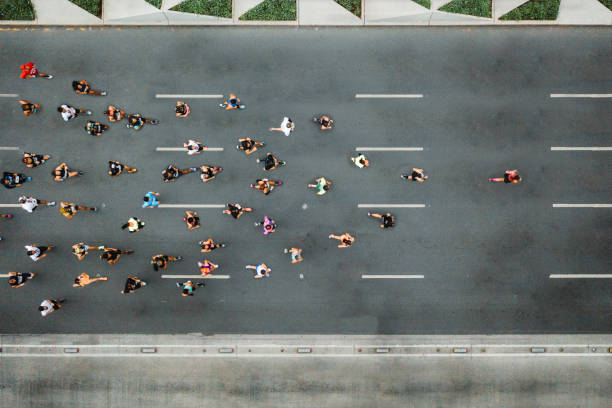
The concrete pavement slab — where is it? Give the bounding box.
[365,12,432,24]
[162,0,187,10]
[164,10,232,24]
[365,0,430,22]
[31,0,101,25]
[431,0,455,10]
[103,12,169,25]
[235,0,266,20]
[430,10,493,23]
[299,0,362,25]
[494,0,530,19]
[103,0,163,20]
[558,0,612,24]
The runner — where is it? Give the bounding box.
[219,93,243,110]
[183,210,200,230]
[104,105,125,122]
[52,162,82,182]
[162,164,197,182]
[284,247,303,264]
[489,169,522,184]
[328,233,354,248]
[85,120,109,136]
[198,260,218,276]
[23,152,51,168]
[121,277,146,294]
[0,213,12,219]
[199,165,222,183]
[151,254,182,271]
[59,202,97,219]
[108,160,137,177]
[351,153,370,168]
[367,212,395,229]
[72,80,106,96]
[20,62,52,79]
[255,216,276,235]
[236,137,264,155]
[2,172,31,189]
[250,178,282,195]
[269,117,295,136]
[18,99,40,116]
[19,196,55,213]
[246,263,271,279]
[25,244,54,261]
[257,153,286,171]
[39,299,64,317]
[57,104,91,121]
[175,101,190,118]
[121,217,145,233]
[8,272,35,288]
[100,248,134,264]
[307,177,332,195]
[142,191,160,208]
[223,203,253,219]
[199,238,226,253]
[72,243,105,260]
[401,168,428,182]
[73,273,108,287]
[176,281,205,296]
[313,114,333,130]
[126,113,158,130]
[184,139,207,155]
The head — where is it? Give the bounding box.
[57,106,64,113]
[103,110,109,116]
[38,306,48,311]
[143,196,150,202]
[26,250,35,256]
[72,81,79,90]
[18,196,26,204]
[176,104,185,114]
[74,278,81,284]
[8,277,17,285]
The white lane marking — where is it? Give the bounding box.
[550,94,612,98]
[0,204,20,208]
[0,147,19,150]
[355,147,424,152]
[158,204,225,209]
[155,94,223,99]
[553,204,612,208]
[362,275,424,279]
[0,274,9,278]
[550,274,612,279]
[0,94,19,97]
[161,275,230,279]
[551,147,612,151]
[358,204,426,208]
[156,147,224,152]
[355,94,423,98]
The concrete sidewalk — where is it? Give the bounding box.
[0,0,610,25]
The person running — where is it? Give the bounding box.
[57,104,91,121]
[490,169,522,184]
[72,80,106,96]
[255,216,276,235]
[219,93,242,110]
[199,238,226,253]
[19,196,55,213]
[307,177,331,195]
[151,254,182,271]
[198,260,218,276]
[223,203,253,219]
[284,247,303,264]
[59,202,97,219]
[18,99,40,116]
[257,153,286,171]
[73,273,107,288]
[250,178,282,195]
[199,165,222,183]
[246,263,271,279]
[184,139,207,155]
[85,120,108,136]
[0,213,12,219]
[176,101,190,118]
[100,248,134,264]
[20,62,52,79]
[367,212,395,229]
[236,137,264,155]
[39,298,64,317]
[269,117,295,136]
[314,114,333,130]
[72,243,105,260]
[142,191,160,208]
[126,113,158,130]
[108,160,137,177]
[121,217,145,233]
[328,233,354,248]
[183,210,200,230]
[23,152,51,168]
[176,281,204,296]
[162,164,197,182]
[52,162,82,182]
[121,277,146,294]
[8,272,35,288]
[104,105,125,122]
[401,168,428,182]
[25,244,54,261]
[351,153,370,168]
[2,172,31,188]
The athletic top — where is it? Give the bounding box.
[9,273,30,287]
[39,299,53,316]
[142,192,159,208]
[382,215,394,228]
[109,161,123,176]
[20,62,37,79]
[25,245,41,260]
[316,178,328,195]
[20,197,37,212]
[60,105,76,121]
[255,264,268,277]
[241,139,253,150]
[280,117,294,136]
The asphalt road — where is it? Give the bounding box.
[0,27,610,334]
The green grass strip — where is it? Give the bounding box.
[0,0,35,20]
[439,0,491,18]
[69,0,102,17]
[240,0,296,21]
[500,0,560,20]
[144,0,162,9]
[412,0,431,9]
[334,0,361,17]
[597,0,612,11]
[170,0,232,18]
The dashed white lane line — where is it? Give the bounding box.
[550,274,612,279]
[0,94,19,97]
[553,204,612,208]
[550,94,612,98]
[551,147,612,151]
[161,275,230,279]
[0,147,19,150]
[156,147,224,152]
[155,94,223,99]
[355,147,424,152]
[358,204,426,208]
[0,204,21,208]
[158,204,225,209]
[362,275,424,279]
[355,94,423,98]
[0,274,9,278]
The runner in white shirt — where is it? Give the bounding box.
[57,104,91,121]
[245,263,271,279]
[269,117,295,136]
[19,196,55,213]
[25,245,53,261]
[39,299,64,316]
[183,139,207,155]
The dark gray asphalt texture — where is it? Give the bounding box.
[0,27,610,334]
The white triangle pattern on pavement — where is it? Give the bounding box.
[365,0,430,22]
[558,0,612,24]
[31,0,101,24]
[104,0,162,20]
[430,0,455,10]
[300,0,361,25]
[494,0,530,19]
[235,0,266,19]
[163,0,187,11]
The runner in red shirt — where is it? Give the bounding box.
[20,62,52,79]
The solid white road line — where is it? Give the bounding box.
[156,147,224,152]
[551,147,612,151]
[158,204,225,209]
[358,204,426,208]
[355,147,424,152]
[155,94,223,99]
[0,204,20,208]
[0,94,19,97]
[553,204,612,208]
[362,275,424,279]
[0,147,19,150]
[0,274,9,278]
[355,94,423,98]
[550,274,612,279]
[161,275,230,279]
[550,94,612,98]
